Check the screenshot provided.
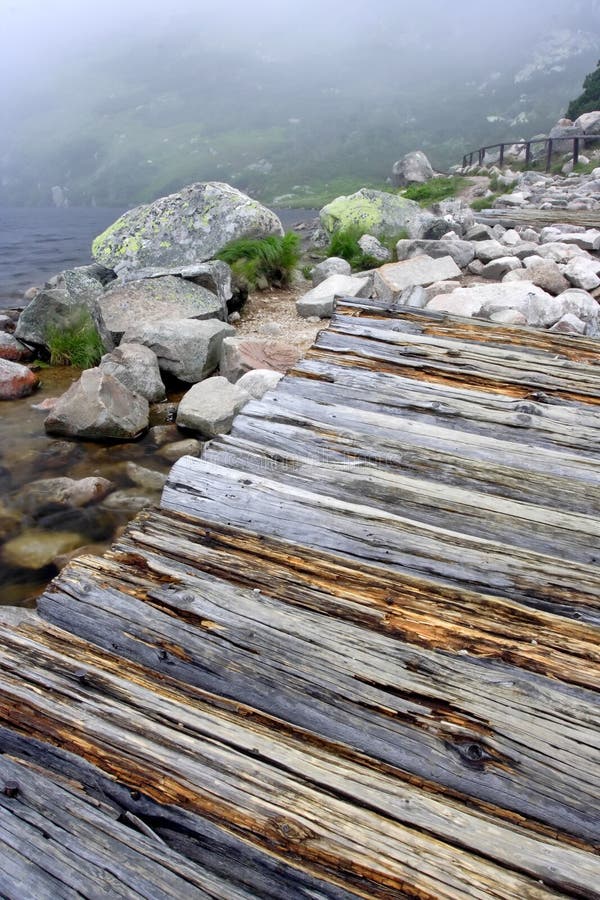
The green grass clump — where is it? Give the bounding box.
[401,176,468,207]
[326,226,408,270]
[217,232,301,290]
[470,194,500,212]
[46,311,105,369]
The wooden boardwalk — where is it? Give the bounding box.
[1,301,600,898]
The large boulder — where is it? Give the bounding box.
[392,151,434,187]
[220,337,303,381]
[15,267,112,353]
[44,369,149,440]
[0,359,39,400]
[97,276,225,341]
[122,318,235,383]
[98,343,166,403]
[574,111,600,135]
[176,376,250,436]
[91,182,284,277]
[296,274,372,318]
[320,189,425,239]
[374,256,461,302]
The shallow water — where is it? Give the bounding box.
[0,367,179,606]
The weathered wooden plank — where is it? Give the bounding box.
[203,435,600,564]
[0,619,598,898]
[284,358,600,456]
[36,541,600,845]
[0,755,250,899]
[115,510,600,690]
[230,392,600,513]
[162,457,600,623]
[334,303,600,366]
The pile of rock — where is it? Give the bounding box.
[297,219,600,335]
[2,182,292,443]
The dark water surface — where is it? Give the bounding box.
[0,207,126,307]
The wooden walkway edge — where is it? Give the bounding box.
[1,300,599,898]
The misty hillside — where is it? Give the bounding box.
[1,1,600,208]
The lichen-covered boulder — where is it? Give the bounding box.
[91,182,284,277]
[320,189,425,239]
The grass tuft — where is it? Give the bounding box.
[46,311,105,369]
[326,226,408,270]
[401,176,468,207]
[217,232,301,290]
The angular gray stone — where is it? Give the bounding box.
[553,289,599,326]
[563,258,600,291]
[357,234,391,262]
[122,318,235,384]
[176,376,250,436]
[296,274,372,318]
[98,343,166,403]
[15,287,111,354]
[98,276,224,341]
[236,369,284,399]
[395,239,475,270]
[311,257,352,287]
[480,257,522,280]
[548,313,587,335]
[374,256,461,302]
[44,369,149,440]
[394,285,428,308]
[473,240,509,263]
[392,150,434,186]
[488,309,528,325]
[505,261,569,296]
[92,182,284,277]
[119,260,232,306]
[465,224,494,242]
[556,231,600,252]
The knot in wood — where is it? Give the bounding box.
[454,741,490,769]
[3,781,19,798]
[270,816,315,845]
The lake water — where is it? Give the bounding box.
[0,206,316,307]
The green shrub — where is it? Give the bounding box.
[217,232,301,290]
[401,176,468,207]
[46,311,105,369]
[567,60,600,119]
[326,226,409,270]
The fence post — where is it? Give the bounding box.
[478,148,484,166]
[470,152,474,166]
[545,139,553,172]
[573,137,580,167]
[525,142,532,169]
[499,144,505,167]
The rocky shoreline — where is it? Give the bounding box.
[2,116,600,605]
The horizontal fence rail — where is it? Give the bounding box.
[462,134,592,172]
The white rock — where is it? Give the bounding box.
[488,309,528,325]
[236,369,284,399]
[374,256,461,302]
[548,314,587,334]
[176,376,250,436]
[564,258,600,291]
[426,282,560,326]
[480,257,522,279]
[473,240,508,263]
[311,257,352,287]
[296,274,371,318]
[357,234,391,262]
[500,229,521,246]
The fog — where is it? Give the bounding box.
[2,0,600,205]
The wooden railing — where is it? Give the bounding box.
[462,134,590,172]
